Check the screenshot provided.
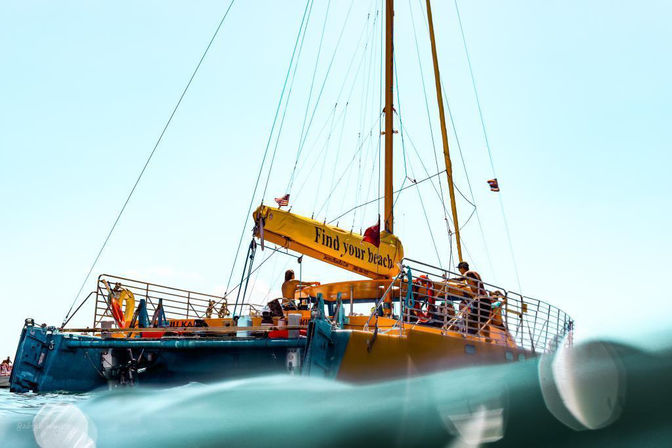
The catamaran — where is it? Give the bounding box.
[10,0,573,393]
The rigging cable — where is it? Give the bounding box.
[224,0,314,299]
[441,80,497,280]
[328,169,445,224]
[62,0,237,326]
[286,0,331,196]
[411,0,495,276]
[312,104,339,211]
[323,7,377,218]
[353,7,380,228]
[408,0,452,247]
[216,245,300,307]
[315,114,382,216]
[286,0,356,194]
[394,59,443,267]
[260,0,316,201]
[453,0,521,291]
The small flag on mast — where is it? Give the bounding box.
[363,218,381,248]
[275,194,290,207]
[487,178,500,192]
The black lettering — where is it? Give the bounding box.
[341,242,349,257]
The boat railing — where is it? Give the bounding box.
[93,274,261,328]
[385,259,574,354]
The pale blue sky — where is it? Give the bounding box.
[1,0,670,357]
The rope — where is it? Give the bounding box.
[402,126,474,208]
[352,8,381,228]
[312,104,338,211]
[223,0,313,298]
[328,169,445,224]
[286,0,330,194]
[260,0,315,201]
[394,57,442,266]
[62,0,237,326]
[442,81,497,279]
[454,0,521,290]
[215,245,300,307]
[409,0,450,236]
[315,115,382,215]
[287,0,356,194]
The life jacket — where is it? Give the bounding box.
[412,275,435,322]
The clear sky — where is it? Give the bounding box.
[1,0,670,358]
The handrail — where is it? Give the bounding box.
[363,270,405,331]
[60,325,307,335]
[393,259,573,353]
[90,274,260,328]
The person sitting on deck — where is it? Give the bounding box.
[281,270,319,310]
[464,270,492,337]
[453,262,490,335]
[488,290,507,333]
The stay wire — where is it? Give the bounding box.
[328,169,445,225]
[62,0,237,326]
[287,0,356,194]
[353,8,380,227]
[312,104,339,211]
[224,0,313,298]
[287,0,331,194]
[395,59,443,267]
[392,58,408,210]
[261,0,315,200]
[216,244,301,307]
[441,81,497,280]
[454,0,495,176]
[409,0,448,229]
[454,0,520,289]
[315,114,382,216]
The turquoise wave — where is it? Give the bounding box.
[1,339,670,447]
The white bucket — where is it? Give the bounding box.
[236,316,251,338]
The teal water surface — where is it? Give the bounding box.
[0,339,670,447]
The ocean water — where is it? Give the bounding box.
[0,339,670,448]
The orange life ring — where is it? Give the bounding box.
[102,279,135,329]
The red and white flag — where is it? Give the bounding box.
[363,218,380,248]
[274,194,290,207]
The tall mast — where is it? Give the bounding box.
[425,0,463,262]
[383,0,394,234]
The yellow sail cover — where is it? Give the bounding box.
[253,206,404,279]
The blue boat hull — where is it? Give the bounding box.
[10,324,306,393]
